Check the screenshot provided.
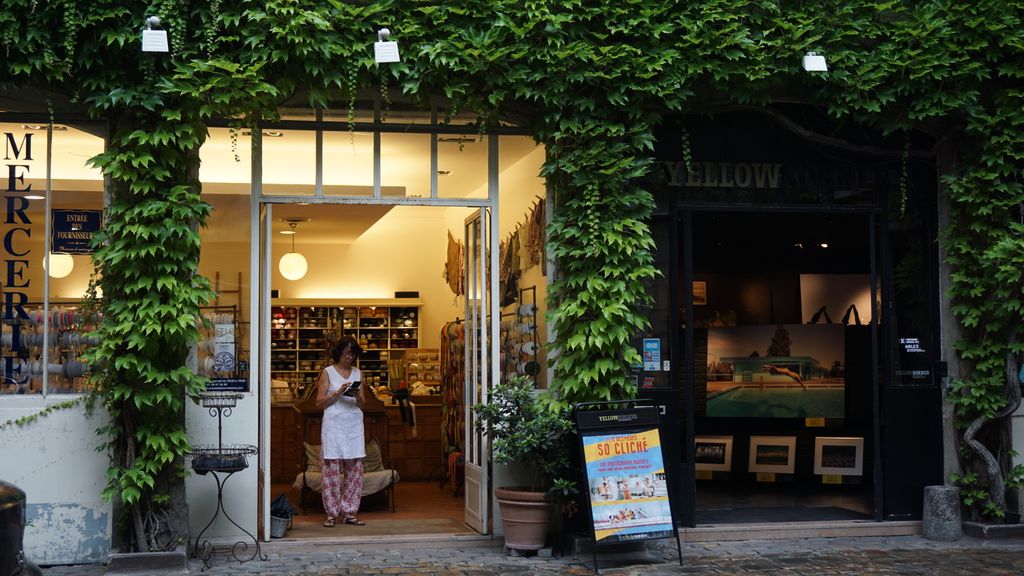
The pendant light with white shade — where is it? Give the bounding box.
[43,252,75,278]
[279,220,308,281]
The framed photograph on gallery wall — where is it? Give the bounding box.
[748,436,797,474]
[694,436,733,472]
[813,436,864,476]
[692,281,707,306]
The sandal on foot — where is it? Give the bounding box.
[342,516,365,526]
[323,517,336,528]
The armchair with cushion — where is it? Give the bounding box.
[292,436,398,512]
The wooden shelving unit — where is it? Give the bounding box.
[270,300,422,401]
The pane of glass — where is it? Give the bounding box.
[322,129,374,196]
[199,127,252,193]
[259,129,316,196]
[381,133,430,199]
[438,133,488,199]
[497,136,548,386]
[1,122,105,394]
[199,189,252,390]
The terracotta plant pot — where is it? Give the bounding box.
[495,486,553,551]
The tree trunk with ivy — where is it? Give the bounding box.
[88,109,213,551]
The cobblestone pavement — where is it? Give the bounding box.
[39,535,1024,575]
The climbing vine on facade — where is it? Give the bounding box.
[2,1,1023,547]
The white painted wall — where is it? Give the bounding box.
[184,394,260,545]
[0,396,111,565]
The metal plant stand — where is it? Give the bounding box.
[186,392,264,571]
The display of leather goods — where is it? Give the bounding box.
[517,303,536,317]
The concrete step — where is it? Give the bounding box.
[680,520,921,542]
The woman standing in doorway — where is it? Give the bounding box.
[315,335,367,527]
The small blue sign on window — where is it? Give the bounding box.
[51,209,102,254]
[643,338,661,372]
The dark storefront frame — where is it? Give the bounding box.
[641,113,943,527]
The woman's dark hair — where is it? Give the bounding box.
[329,335,362,363]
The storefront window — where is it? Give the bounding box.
[1,121,105,395]
[438,134,488,199]
[196,128,253,392]
[258,129,317,196]
[321,129,375,197]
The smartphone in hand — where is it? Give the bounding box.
[343,381,361,397]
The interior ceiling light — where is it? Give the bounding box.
[819,242,830,249]
[802,51,828,72]
[25,194,45,200]
[278,219,308,281]
[43,253,74,279]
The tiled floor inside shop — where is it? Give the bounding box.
[269,480,472,538]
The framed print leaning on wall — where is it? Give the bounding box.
[813,436,864,476]
[694,436,733,472]
[748,436,797,474]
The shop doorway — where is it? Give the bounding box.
[256,201,495,538]
[683,210,879,524]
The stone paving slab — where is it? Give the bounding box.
[38,535,1024,575]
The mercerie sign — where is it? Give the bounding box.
[3,131,32,386]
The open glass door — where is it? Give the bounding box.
[464,208,497,533]
[257,202,272,540]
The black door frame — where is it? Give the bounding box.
[665,203,886,526]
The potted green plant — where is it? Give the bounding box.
[474,375,575,550]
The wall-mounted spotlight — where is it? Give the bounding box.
[141,16,169,53]
[374,28,400,63]
[802,51,828,72]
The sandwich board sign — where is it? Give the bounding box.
[574,401,682,572]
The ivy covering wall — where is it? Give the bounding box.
[1,0,1022,546]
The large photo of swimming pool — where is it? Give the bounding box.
[706,324,845,418]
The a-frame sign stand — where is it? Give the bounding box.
[573,400,683,573]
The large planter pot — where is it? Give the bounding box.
[495,487,553,551]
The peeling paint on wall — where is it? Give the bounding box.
[25,503,110,565]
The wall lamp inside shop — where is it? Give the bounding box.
[279,219,308,281]
[141,16,169,53]
[43,253,74,279]
[802,51,828,72]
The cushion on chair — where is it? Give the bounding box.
[304,439,383,472]
[364,438,384,472]
[293,469,399,496]
[303,442,323,472]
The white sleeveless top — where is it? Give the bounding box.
[321,365,365,460]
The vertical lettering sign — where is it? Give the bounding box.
[51,209,102,254]
[583,429,675,543]
[3,132,34,389]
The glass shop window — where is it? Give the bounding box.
[195,127,253,392]
[1,121,105,395]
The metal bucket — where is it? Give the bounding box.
[269,515,291,538]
